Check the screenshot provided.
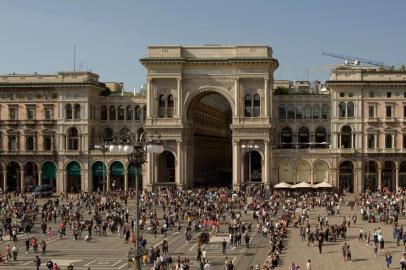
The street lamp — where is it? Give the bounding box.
[93,143,109,192]
[110,130,164,270]
[241,140,259,192]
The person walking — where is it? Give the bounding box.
[25,239,30,255]
[385,253,392,269]
[306,259,312,270]
[346,245,352,262]
[400,253,406,270]
[244,233,250,248]
[342,243,347,261]
[41,240,47,256]
[34,255,41,270]
[222,239,227,255]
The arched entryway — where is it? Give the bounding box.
[42,161,56,191]
[313,160,329,183]
[110,161,124,191]
[243,151,262,183]
[128,164,142,191]
[92,161,106,191]
[339,161,354,192]
[157,151,175,183]
[278,160,294,183]
[7,161,21,192]
[382,160,395,191]
[364,160,378,191]
[187,91,232,187]
[23,162,38,192]
[399,161,406,188]
[66,161,81,193]
[297,160,311,182]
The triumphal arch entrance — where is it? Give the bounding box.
[140,45,278,190]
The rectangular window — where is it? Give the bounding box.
[8,136,17,151]
[45,107,53,120]
[385,134,393,149]
[368,106,375,118]
[386,106,392,118]
[404,134,406,149]
[387,92,392,98]
[404,92,406,98]
[44,136,52,151]
[367,134,375,149]
[26,136,34,151]
[369,91,374,98]
[9,107,17,120]
[27,107,36,120]
[404,106,406,118]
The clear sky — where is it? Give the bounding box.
[1,0,405,91]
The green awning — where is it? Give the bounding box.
[67,162,81,176]
[110,162,124,176]
[42,161,56,180]
[92,162,106,177]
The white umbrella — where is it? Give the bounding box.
[292,182,313,189]
[273,182,292,189]
[314,182,333,188]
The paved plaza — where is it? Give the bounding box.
[1,195,406,269]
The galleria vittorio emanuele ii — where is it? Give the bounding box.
[1,44,406,194]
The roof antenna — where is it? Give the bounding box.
[73,45,76,72]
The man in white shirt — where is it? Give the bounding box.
[203,260,211,270]
[306,259,312,270]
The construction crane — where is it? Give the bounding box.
[321,51,392,69]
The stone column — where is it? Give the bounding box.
[143,152,153,190]
[264,139,270,186]
[177,78,182,117]
[234,78,239,117]
[294,168,298,184]
[232,139,241,189]
[310,168,314,185]
[264,78,269,117]
[146,79,152,118]
[106,172,111,192]
[38,171,42,186]
[378,165,382,191]
[3,171,7,192]
[124,170,128,192]
[176,140,183,189]
[396,164,400,191]
[20,170,24,193]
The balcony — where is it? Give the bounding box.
[337,149,355,154]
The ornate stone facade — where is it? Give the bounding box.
[1,46,406,194]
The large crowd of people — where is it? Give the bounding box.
[1,187,406,269]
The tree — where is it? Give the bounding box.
[274,86,289,95]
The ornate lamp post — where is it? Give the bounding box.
[93,143,109,192]
[108,130,163,270]
[241,140,259,192]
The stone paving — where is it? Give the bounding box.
[277,202,406,270]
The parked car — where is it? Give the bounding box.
[32,184,53,198]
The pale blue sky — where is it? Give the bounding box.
[0,0,405,90]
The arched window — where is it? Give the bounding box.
[101,106,107,120]
[341,126,352,148]
[253,94,260,117]
[134,106,141,120]
[65,104,72,120]
[315,127,327,146]
[102,128,113,143]
[304,105,312,119]
[347,102,354,117]
[339,102,346,118]
[313,104,320,119]
[126,105,133,121]
[385,134,393,148]
[117,106,124,120]
[281,127,293,148]
[244,94,252,117]
[298,127,310,147]
[158,95,166,118]
[109,105,116,120]
[321,104,329,119]
[167,95,174,118]
[67,127,79,150]
[26,136,35,151]
[279,105,286,119]
[74,104,81,119]
[287,104,295,119]
[296,105,303,119]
